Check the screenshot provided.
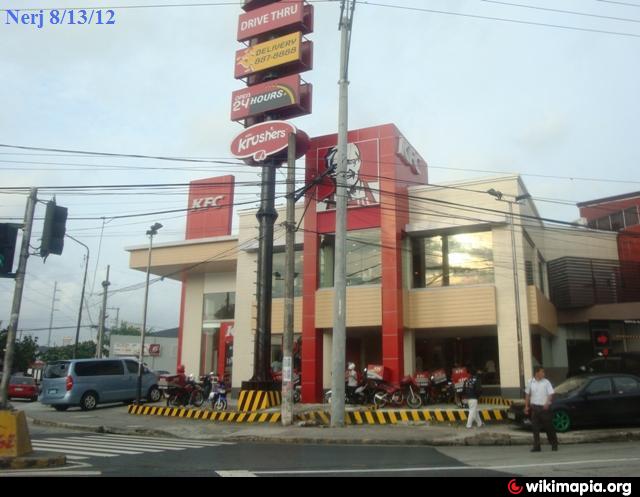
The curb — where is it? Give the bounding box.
[0,452,66,470]
[127,404,508,426]
[128,404,282,423]
[298,408,508,425]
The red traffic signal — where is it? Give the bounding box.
[596,333,609,346]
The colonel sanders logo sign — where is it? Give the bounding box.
[317,141,380,211]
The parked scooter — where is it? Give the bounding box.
[206,377,228,411]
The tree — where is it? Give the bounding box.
[103,321,141,349]
[39,341,99,363]
[0,329,39,373]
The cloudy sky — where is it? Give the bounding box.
[1,0,639,346]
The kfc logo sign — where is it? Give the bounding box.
[186,175,234,240]
[191,196,225,210]
[396,136,426,175]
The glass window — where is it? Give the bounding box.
[624,207,639,228]
[412,231,493,288]
[319,234,335,288]
[319,230,381,287]
[346,229,381,286]
[538,254,546,293]
[203,292,235,321]
[611,211,624,231]
[613,377,640,394]
[10,376,35,385]
[272,250,303,298]
[596,217,611,231]
[125,360,140,374]
[44,362,70,379]
[585,378,612,396]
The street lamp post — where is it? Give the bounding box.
[136,222,162,405]
[487,189,531,395]
[66,235,90,359]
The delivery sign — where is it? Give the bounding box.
[235,31,301,79]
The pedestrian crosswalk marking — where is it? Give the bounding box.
[31,433,233,460]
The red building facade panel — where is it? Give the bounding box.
[301,124,427,402]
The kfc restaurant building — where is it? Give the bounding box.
[127,123,629,401]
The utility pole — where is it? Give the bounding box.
[137,223,162,405]
[331,0,356,428]
[96,266,110,359]
[487,189,531,394]
[66,234,90,359]
[0,188,37,410]
[108,307,120,330]
[282,133,297,426]
[46,281,59,347]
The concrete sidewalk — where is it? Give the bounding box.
[22,402,640,447]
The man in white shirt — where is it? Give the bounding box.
[525,366,559,452]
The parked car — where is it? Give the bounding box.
[6,375,39,401]
[508,374,640,432]
[569,353,640,378]
[39,358,161,411]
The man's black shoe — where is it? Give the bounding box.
[531,447,541,452]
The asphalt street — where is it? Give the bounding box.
[2,424,638,477]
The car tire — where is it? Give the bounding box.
[53,405,69,412]
[80,391,99,411]
[552,409,571,433]
[30,397,38,402]
[147,386,162,403]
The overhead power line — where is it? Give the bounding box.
[359,0,640,38]
[481,0,640,24]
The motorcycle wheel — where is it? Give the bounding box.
[167,394,181,407]
[324,391,332,404]
[293,390,301,404]
[214,398,227,411]
[373,390,388,409]
[406,392,422,409]
[190,390,204,407]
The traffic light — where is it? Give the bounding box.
[0,223,19,277]
[40,201,68,258]
[593,329,610,357]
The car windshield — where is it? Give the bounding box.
[44,362,70,379]
[10,376,35,385]
[555,377,588,395]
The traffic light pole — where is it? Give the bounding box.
[0,188,37,410]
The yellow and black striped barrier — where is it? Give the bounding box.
[237,390,282,412]
[129,404,508,425]
[479,396,517,406]
[298,408,508,425]
[128,404,281,423]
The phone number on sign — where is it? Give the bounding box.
[5,9,116,28]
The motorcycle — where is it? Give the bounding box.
[206,379,228,411]
[451,367,472,408]
[428,368,455,404]
[272,368,302,404]
[324,369,377,405]
[371,376,422,409]
[166,375,204,408]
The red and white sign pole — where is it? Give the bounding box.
[231,0,313,420]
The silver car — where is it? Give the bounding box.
[40,358,161,411]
